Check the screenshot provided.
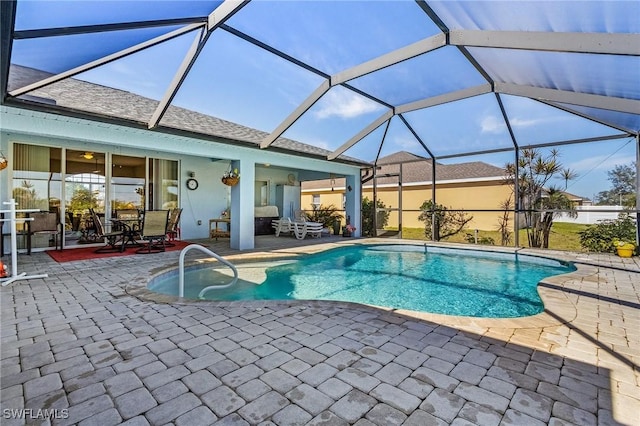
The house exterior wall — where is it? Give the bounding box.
[1,106,363,249]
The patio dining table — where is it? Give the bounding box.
[110,218,142,247]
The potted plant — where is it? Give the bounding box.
[343,224,356,237]
[332,219,341,236]
[614,240,636,258]
[222,168,240,186]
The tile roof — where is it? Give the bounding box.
[375,151,429,165]
[302,151,506,190]
[7,65,368,166]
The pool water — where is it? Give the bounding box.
[149,245,575,318]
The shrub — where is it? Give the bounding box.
[579,213,637,253]
[465,233,495,245]
[361,197,389,237]
[418,200,473,240]
[308,204,342,229]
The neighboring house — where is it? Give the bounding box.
[542,189,591,208]
[302,151,512,231]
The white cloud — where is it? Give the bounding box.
[392,135,421,150]
[303,137,330,151]
[314,90,383,119]
[510,117,543,128]
[480,115,505,134]
[480,114,563,133]
[567,153,632,172]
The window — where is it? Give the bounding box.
[312,194,320,207]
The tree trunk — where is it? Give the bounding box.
[541,212,554,249]
[527,212,543,248]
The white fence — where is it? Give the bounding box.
[556,205,625,225]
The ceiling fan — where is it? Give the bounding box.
[77,152,101,174]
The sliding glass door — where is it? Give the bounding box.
[149,158,178,210]
[111,155,146,212]
[65,150,106,246]
[11,144,62,250]
[8,142,180,251]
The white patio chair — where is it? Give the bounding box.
[292,221,307,240]
[273,218,293,237]
[305,222,323,238]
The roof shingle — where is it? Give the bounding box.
[8,65,368,165]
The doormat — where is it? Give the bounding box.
[46,240,194,263]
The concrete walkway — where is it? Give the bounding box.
[1,238,638,425]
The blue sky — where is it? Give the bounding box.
[11,0,638,200]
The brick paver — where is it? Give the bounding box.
[1,240,638,425]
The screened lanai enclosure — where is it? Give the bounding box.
[1,0,639,252]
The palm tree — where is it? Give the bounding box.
[505,149,577,248]
[559,168,578,190]
[540,187,577,248]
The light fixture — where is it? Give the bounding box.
[347,185,352,192]
[83,152,94,160]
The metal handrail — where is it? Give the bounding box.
[178,244,238,299]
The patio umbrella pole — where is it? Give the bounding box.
[1,198,48,286]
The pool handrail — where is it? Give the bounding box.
[178,244,238,298]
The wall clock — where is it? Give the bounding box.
[186,178,199,190]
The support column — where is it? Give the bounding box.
[431,157,437,241]
[514,148,520,248]
[230,159,255,250]
[345,174,360,237]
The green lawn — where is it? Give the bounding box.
[395,222,590,252]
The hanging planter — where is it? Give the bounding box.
[221,176,239,186]
[221,167,240,186]
[0,152,7,171]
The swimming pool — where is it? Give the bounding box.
[148,244,575,318]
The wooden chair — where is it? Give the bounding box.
[165,208,182,247]
[90,209,125,253]
[136,210,169,254]
[26,211,63,254]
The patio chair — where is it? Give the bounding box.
[90,209,125,253]
[294,210,308,222]
[136,210,169,254]
[273,217,293,237]
[115,209,140,222]
[291,221,323,240]
[26,211,63,254]
[291,221,307,239]
[165,208,182,247]
[305,222,323,238]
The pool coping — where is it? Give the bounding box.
[124,239,614,333]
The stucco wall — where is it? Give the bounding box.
[303,180,512,231]
[2,106,364,249]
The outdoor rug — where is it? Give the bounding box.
[46,240,195,263]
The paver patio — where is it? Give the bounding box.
[1,238,639,425]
